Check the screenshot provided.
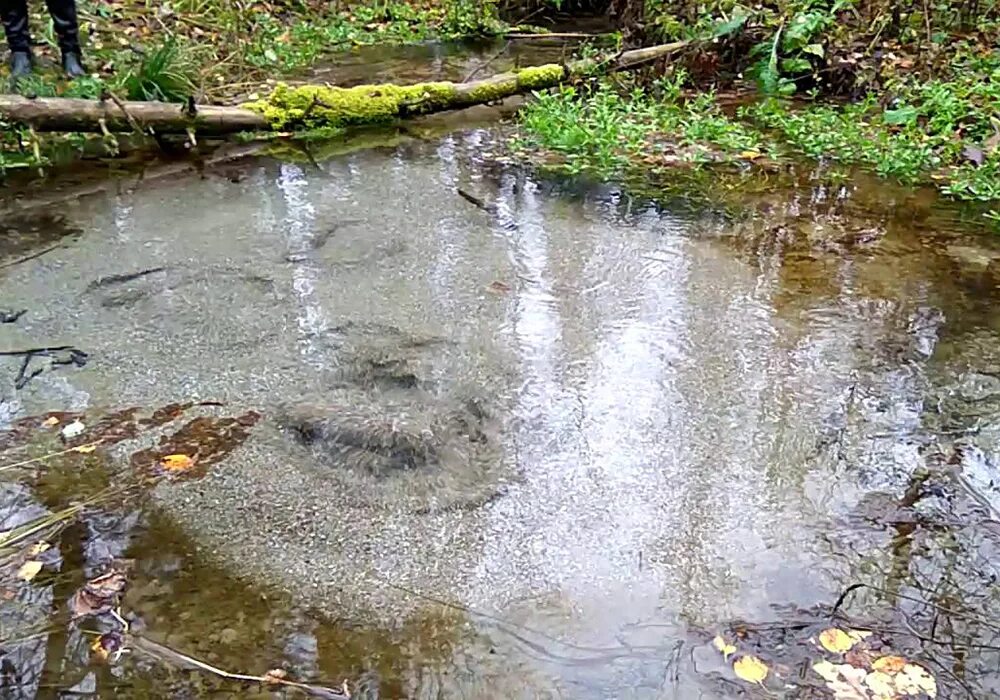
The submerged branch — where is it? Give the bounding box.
[130,635,348,699]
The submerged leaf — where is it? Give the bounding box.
[896,663,937,698]
[27,541,50,557]
[90,631,124,663]
[42,416,60,427]
[713,635,737,660]
[813,659,841,682]
[865,670,895,696]
[69,569,128,619]
[733,655,768,684]
[872,655,907,674]
[61,420,86,439]
[16,560,43,581]
[264,669,288,684]
[160,453,195,472]
[73,444,97,454]
[819,628,856,653]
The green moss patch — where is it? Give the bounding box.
[243,81,459,130]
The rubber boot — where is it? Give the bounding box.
[0,0,31,86]
[44,0,85,77]
[9,49,30,78]
[61,50,84,78]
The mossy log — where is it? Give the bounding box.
[0,40,688,136]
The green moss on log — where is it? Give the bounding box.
[241,65,568,131]
[516,64,566,90]
[466,76,519,103]
[243,81,458,130]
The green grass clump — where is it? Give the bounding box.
[517,72,766,175]
[123,39,196,102]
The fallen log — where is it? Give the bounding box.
[0,39,689,136]
[0,97,267,135]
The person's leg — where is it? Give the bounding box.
[0,0,33,78]
[44,0,85,76]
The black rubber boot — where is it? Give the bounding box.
[61,50,84,78]
[44,0,85,77]
[9,49,30,78]
[1,0,31,87]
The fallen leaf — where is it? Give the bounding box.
[813,659,841,683]
[865,670,895,696]
[160,454,195,472]
[739,149,762,160]
[733,655,768,684]
[61,420,85,439]
[847,629,872,644]
[69,569,128,619]
[42,416,60,427]
[896,663,937,698]
[27,541,50,557]
[17,560,43,581]
[819,628,857,653]
[73,444,97,454]
[872,655,907,674]
[713,635,736,660]
[90,631,123,662]
[845,647,875,668]
[264,669,288,684]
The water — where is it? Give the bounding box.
[2,127,1000,698]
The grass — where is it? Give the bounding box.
[122,39,197,102]
[516,51,1000,209]
[517,72,767,175]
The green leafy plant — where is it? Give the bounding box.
[518,73,765,176]
[441,0,506,36]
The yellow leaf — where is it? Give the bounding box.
[712,635,736,660]
[160,454,195,472]
[733,655,768,684]
[27,541,50,557]
[17,560,43,581]
[90,635,112,662]
[896,663,937,698]
[865,670,895,696]
[739,150,762,160]
[847,629,872,644]
[872,655,907,674]
[73,444,97,454]
[819,628,856,653]
[42,416,60,427]
[812,659,841,683]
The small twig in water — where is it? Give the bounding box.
[0,441,103,473]
[456,187,496,214]
[830,582,1000,631]
[85,267,167,291]
[0,242,69,270]
[129,635,348,699]
[463,41,511,82]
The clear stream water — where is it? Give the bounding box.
[1,48,1000,700]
